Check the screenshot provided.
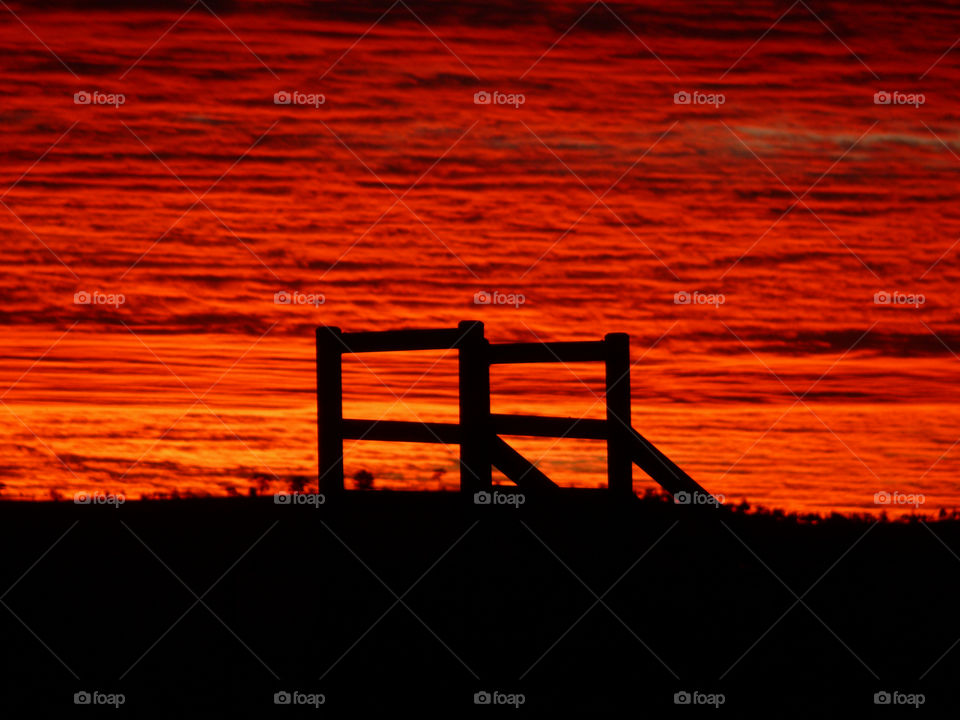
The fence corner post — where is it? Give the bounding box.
[317,325,344,496]
[458,320,491,495]
[605,332,632,497]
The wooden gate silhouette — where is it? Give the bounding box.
[316,321,711,499]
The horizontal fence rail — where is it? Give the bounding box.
[342,419,460,445]
[316,320,712,503]
[337,327,467,354]
[341,416,609,444]
[488,341,607,364]
[490,414,608,440]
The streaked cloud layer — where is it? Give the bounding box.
[1,0,959,514]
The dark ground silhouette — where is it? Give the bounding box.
[1,492,958,716]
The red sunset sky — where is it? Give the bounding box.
[1,0,959,515]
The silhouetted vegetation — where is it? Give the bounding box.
[353,469,374,490]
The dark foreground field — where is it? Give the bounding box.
[1,491,958,717]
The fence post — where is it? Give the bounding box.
[316,326,344,495]
[458,320,491,495]
[605,332,632,496]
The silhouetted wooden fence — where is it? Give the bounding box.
[316,321,711,499]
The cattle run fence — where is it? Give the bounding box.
[316,321,711,500]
